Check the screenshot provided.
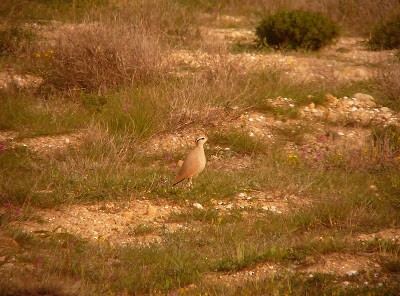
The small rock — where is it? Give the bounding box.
[346,270,358,276]
[326,109,338,121]
[354,93,374,101]
[262,205,282,213]
[193,203,204,210]
[121,211,134,220]
[238,192,247,198]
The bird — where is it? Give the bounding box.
[172,136,207,187]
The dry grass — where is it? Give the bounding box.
[178,0,400,36]
[1,1,400,295]
[32,21,165,92]
[373,63,400,111]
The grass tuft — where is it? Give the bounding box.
[211,130,268,155]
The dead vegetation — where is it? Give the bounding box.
[1,0,400,295]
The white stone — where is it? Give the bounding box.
[193,203,204,210]
[346,270,358,276]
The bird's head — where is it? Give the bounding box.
[195,136,208,146]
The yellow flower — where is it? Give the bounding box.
[335,151,344,159]
[34,52,41,58]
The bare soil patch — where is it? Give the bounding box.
[300,252,381,276]
[212,191,311,215]
[204,261,286,287]
[0,131,84,154]
[357,228,400,243]
[23,198,182,245]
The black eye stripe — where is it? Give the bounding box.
[196,137,205,143]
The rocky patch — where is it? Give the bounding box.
[301,93,399,127]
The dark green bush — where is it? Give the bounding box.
[368,14,400,50]
[255,10,339,51]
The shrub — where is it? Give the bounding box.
[374,63,400,111]
[32,22,165,92]
[368,14,400,50]
[255,10,339,51]
[371,125,400,159]
[0,25,36,55]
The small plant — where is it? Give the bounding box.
[129,224,155,236]
[211,130,268,155]
[0,25,36,55]
[80,92,108,112]
[371,125,400,163]
[396,49,400,60]
[382,259,400,273]
[374,63,400,111]
[368,14,400,50]
[255,10,339,51]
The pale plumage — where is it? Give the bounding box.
[172,136,207,187]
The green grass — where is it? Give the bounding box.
[1,1,400,294]
[2,203,399,295]
[211,130,268,155]
[0,91,86,138]
[0,0,108,22]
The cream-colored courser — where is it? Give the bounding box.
[172,136,207,187]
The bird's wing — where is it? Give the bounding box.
[172,148,202,185]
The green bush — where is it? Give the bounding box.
[368,14,400,50]
[255,10,339,51]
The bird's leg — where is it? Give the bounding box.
[187,177,193,189]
